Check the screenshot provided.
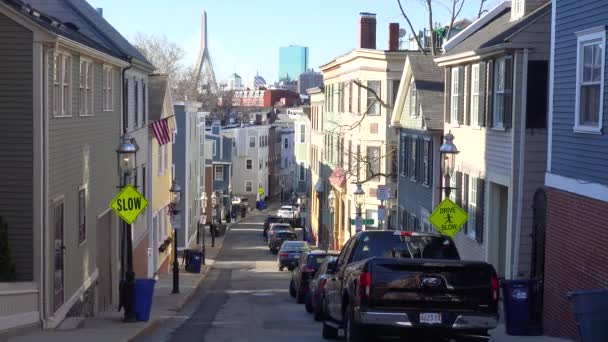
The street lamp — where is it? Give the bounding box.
[353,183,365,235]
[327,190,335,251]
[169,180,182,294]
[117,133,138,323]
[439,131,460,198]
[314,179,324,248]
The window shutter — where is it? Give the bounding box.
[485,60,494,128]
[464,66,471,126]
[476,178,485,244]
[455,171,463,207]
[479,62,487,127]
[458,67,465,124]
[462,174,469,234]
[405,136,410,178]
[428,140,433,186]
[504,57,514,128]
[445,68,451,124]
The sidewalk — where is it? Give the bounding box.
[490,324,574,342]
[4,226,229,342]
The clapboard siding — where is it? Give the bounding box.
[485,129,512,180]
[0,13,33,281]
[551,0,608,185]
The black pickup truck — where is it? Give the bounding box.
[322,230,499,342]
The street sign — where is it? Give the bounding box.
[171,214,182,230]
[258,187,265,196]
[350,218,375,225]
[109,184,148,225]
[429,198,469,237]
[377,185,391,201]
[377,205,386,221]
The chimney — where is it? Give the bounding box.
[96,8,103,17]
[359,12,377,49]
[388,23,399,51]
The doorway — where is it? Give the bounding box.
[53,199,65,312]
[96,211,113,312]
[488,183,508,278]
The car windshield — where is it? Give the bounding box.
[307,254,328,268]
[352,233,460,262]
[271,224,291,231]
[281,241,308,251]
[276,232,296,239]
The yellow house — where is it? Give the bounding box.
[146,74,176,277]
[308,87,325,247]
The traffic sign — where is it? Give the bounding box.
[350,218,375,225]
[429,198,468,237]
[377,185,391,201]
[110,184,148,225]
[377,205,385,221]
[258,187,265,196]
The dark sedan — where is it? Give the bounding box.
[277,241,309,271]
[269,230,297,254]
[306,256,337,320]
[263,216,292,241]
[290,250,337,304]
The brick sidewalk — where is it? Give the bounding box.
[3,226,228,342]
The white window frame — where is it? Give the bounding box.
[493,56,512,128]
[409,80,418,116]
[53,52,72,117]
[78,60,94,116]
[471,63,481,127]
[468,176,478,240]
[103,66,114,111]
[212,140,218,157]
[300,124,306,143]
[214,165,224,181]
[422,139,430,186]
[574,28,606,134]
[245,181,253,192]
[450,68,459,124]
[513,0,524,19]
[410,137,417,181]
[246,159,253,169]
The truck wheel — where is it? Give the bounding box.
[289,279,296,298]
[345,305,367,342]
[321,320,338,339]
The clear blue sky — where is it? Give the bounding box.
[87,0,499,84]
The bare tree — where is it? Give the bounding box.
[397,0,426,55]
[132,33,185,85]
[446,0,466,40]
[478,0,489,18]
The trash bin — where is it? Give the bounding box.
[134,278,156,322]
[502,279,533,335]
[185,251,203,273]
[568,288,608,342]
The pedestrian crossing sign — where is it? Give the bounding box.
[110,184,148,224]
[429,198,468,238]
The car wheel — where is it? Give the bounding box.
[345,304,367,342]
[296,285,305,304]
[289,279,296,298]
[305,292,314,313]
[321,320,338,339]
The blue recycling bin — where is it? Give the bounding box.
[502,279,533,335]
[186,251,203,273]
[134,278,156,322]
[568,288,608,342]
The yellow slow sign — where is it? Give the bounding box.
[429,198,469,237]
[110,184,148,224]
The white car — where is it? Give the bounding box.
[277,205,296,219]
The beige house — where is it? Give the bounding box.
[308,87,326,247]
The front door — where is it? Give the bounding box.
[53,200,65,312]
[96,212,113,312]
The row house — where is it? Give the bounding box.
[435,0,551,281]
[318,14,406,249]
[543,0,608,338]
[205,125,233,223]
[308,87,327,247]
[0,0,157,331]
[390,55,444,232]
[279,127,295,201]
[268,125,281,202]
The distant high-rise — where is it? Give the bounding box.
[278,45,308,81]
[298,70,323,95]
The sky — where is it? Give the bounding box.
[86,0,500,85]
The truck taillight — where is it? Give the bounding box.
[491,275,500,302]
[359,272,372,299]
[279,253,289,257]
[320,278,328,290]
[302,266,315,273]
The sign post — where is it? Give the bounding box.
[429,198,469,237]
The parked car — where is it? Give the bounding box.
[269,230,298,254]
[277,205,296,219]
[277,241,309,271]
[263,216,292,241]
[267,223,294,244]
[290,250,337,304]
[322,231,499,341]
[306,256,338,320]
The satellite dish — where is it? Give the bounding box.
[399,28,406,38]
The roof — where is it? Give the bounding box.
[441,2,551,58]
[148,74,169,121]
[19,0,153,68]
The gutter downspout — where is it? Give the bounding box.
[39,44,49,327]
[513,49,529,278]
[122,57,133,133]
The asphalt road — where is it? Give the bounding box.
[141,210,329,342]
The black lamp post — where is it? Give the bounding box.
[327,189,335,251]
[354,182,365,234]
[439,131,460,198]
[169,180,182,294]
[117,133,138,323]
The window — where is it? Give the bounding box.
[78,187,86,244]
[409,80,418,116]
[348,82,353,113]
[249,136,256,148]
[366,146,381,179]
[451,68,459,123]
[575,28,605,132]
[468,177,478,239]
[421,209,431,233]
[299,163,306,181]
[367,81,381,115]
[365,210,379,228]
[493,57,513,128]
[246,159,252,169]
[212,140,217,157]
[392,80,400,108]
[134,80,139,126]
[214,165,224,181]
[423,140,431,186]
[158,144,163,176]
[409,213,418,232]
[284,138,289,149]
[400,135,407,176]
[79,60,93,116]
[53,53,72,117]
[471,64,481,126]
[245,181,253,192]
[410,138,417,181]
[103,67,113,111]
[300,124,306,143]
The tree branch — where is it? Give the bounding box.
[477,0,488,18]
[397,0,427,55]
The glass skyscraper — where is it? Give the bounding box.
[278,45,309,81]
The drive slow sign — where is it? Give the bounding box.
[110,184,148,224]
[429,198,468,237]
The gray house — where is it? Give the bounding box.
[206,126,233,221]
[173,102,202,250]
[391,55,444,232]
[0,0,147,331]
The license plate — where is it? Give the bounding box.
[419,313,442,324]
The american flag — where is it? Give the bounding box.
[151,118,171,145]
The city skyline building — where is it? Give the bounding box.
[278,45,309,81]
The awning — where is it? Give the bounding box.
[329,167,347,189]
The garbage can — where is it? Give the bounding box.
[568,288,608,342]
[185,251,203,273]
[134,278,156,322]
[502,279,533,335]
